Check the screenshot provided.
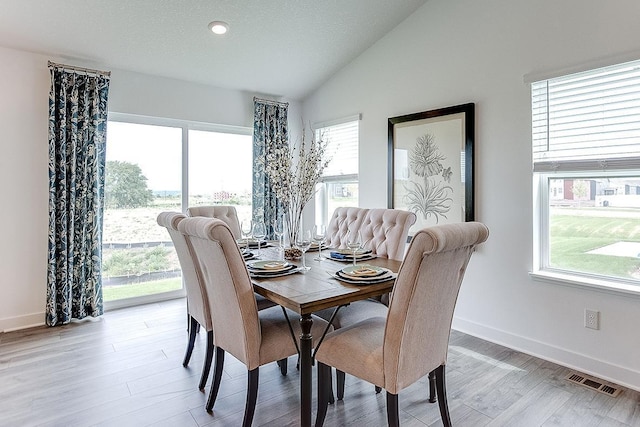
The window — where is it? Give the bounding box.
[314,116,360,227]
[188,129,253,224]
[531,60,640,293]
[103,114,252,307]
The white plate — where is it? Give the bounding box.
[332,272,397,285]
[250,267,301,278]
[341,264,387,277]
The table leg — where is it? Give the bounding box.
[300,314,313,427]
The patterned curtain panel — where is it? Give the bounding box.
[46,64,110,326]
[252,98,288,237]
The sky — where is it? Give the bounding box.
[106,121,253,195]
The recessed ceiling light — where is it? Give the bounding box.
[208,21,229,35]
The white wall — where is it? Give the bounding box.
[302,0,640,390]
[0,45,300,332]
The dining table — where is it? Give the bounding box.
[248,246,401,427]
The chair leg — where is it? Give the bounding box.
[435,365,452,427]
[428,369,437,403]
[199,331,214,391]
[183,316,198,367]
[243,368,259,427]
[277,358,288,376]
[315,362,331,427]
[386,392,400,427]
[206,347,225,412]
[327,366,335,405]
[336,369,345,400]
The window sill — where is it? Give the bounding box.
[529,270,640,298]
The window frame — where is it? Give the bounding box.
[529,61,640,296]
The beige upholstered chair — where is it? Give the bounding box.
[177,216,331,426]
[315,222,489,427]
[187,205,278,318]
[317,207,416,328]
[317,208,417,398]
[325,207,369,250]
[187,205,242,239]
[359,208,417,260]
[156,212,213,391]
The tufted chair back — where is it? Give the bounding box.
[325,207,369,249]
[359,208,417,261]
[156,212,212,331]
[186,205,242,240]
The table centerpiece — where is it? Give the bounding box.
[263,129,330,260]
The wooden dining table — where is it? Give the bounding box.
[250,248,401,427]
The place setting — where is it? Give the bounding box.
[330,264,397,285]
[237,239,271,250]
[241,249,258,261]
[247,260,301,278]
[327,248,375,262]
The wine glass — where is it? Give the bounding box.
[296,229,312,271]
[273,218,284,259]
[312,224,326,261]
[252,220,266,251]
[347,231,363,267]
[240,220,253,250]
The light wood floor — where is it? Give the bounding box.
[1,298,638,427]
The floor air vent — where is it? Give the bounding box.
[565,372,622,397]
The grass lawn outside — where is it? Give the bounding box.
[550,208,640,283]
[102,278,182,300]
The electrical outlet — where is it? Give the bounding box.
[585,309,600,330]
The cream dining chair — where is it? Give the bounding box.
[156,212,214,391]
[317,208,417,399]
[177,216,332,426]
[324,206,369,250]
[186,205,242,239]
[187,205,280,339]
[314,222,489,427]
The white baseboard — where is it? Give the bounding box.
[452,316,640,393]
[0,312,45,333]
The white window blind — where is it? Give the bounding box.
[315,117,359,179]
[532,59,640,172]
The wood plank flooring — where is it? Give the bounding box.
[0,298,638,427]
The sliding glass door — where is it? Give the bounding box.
[103,115,252,307]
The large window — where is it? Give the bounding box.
[531,60,640,293]
[103,114,252,307]
[314,116,360,227]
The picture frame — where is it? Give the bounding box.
[388,103,474,235]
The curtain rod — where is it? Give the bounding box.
[253,96,288,107]
[47,60,111,78]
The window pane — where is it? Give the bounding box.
[314,118,359,226]
[188,130,253,224]
[548,176,640,284]
[103,121,183,302]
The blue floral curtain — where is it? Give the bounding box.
[252,98,288,237]
[46,63,110,326]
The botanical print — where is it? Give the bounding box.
[403,133,453,223]
[393,112,466,233]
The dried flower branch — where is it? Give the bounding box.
[263,129,330,244]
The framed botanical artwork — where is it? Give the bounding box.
[388,103,475,235]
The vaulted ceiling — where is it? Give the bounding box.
[0,0,427,100]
